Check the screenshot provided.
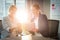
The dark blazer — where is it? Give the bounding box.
[27,14,49,37]
[38,14,49,37]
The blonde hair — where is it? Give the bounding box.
[9,5,17,12]
[32,3,40,10]
[31,3,42,14]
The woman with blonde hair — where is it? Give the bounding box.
[2,5,21,38]
[28,3,49,37]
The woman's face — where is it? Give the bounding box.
[10,8,17,14]
[31,7,39,17]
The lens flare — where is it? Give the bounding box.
[15,8,28,23]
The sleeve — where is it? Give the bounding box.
[2,17,10,32]
[42,14,48,27]
[39,14,48,28]
[38,14,49,37]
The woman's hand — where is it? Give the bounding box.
[26,22,36,32]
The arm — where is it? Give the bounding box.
[2,17,10,32]
[26,21,36,32]
[38,14,49,37]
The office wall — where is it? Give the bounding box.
[0,0,14,19]
[50,0,60,20]
[0,0,4,20]
[50,0,60,39]
[43,0,50,19]
[50,0,60,33]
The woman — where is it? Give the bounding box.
[2,5,21,38]
[28,3,49,37]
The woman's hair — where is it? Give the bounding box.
[32,3,40,10]
[31,3,42,14]
[9,5,17,12]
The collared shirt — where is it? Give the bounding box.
[34,17,39,29]
[31,14,39,30]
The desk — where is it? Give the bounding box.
[0,35,56,40]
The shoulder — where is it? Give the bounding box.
[39,14,47,18]
[39,14,48,21]
[2,16,9,21]
[41,14,47,17]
